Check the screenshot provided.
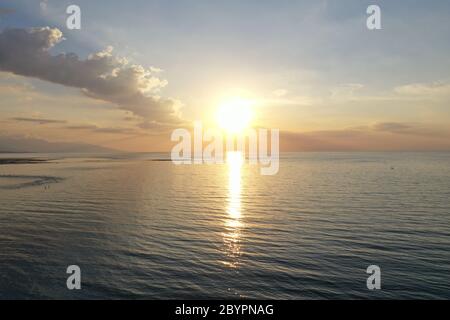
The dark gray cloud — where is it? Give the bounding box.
[11,117,67,124]
[0,27,180,124]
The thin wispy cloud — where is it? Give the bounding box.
[65,124,138,135]
[281,124,450,152]
[394,82,450,97]
[11,117,67,124]
[372,122,444,137]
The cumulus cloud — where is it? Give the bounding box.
[0,27,181,125]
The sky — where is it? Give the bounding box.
[1,0,450,152]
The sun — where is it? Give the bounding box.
[216,97,254,134]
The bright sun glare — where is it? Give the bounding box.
[216,97,254,134]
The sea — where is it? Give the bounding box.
[0,152,449,299]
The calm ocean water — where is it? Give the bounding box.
[0,152,449,299]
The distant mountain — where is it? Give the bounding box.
[0,136,118,153]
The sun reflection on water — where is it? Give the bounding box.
[222,151,244,268]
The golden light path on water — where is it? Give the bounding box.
[223,151,244,268]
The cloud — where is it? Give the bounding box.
[0,27,181,125]
[371,122,442,137]
[281,122,450,151]
[137,120,177,131]
[65,124,136,134]
[39,1,48,13]
[394,82,450,97]
[330,83,364,99]
[0,135,116,153]
[11,117,67,124]
[272,89,288,97]
[372,122,412,132]
[65,125,98,130]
